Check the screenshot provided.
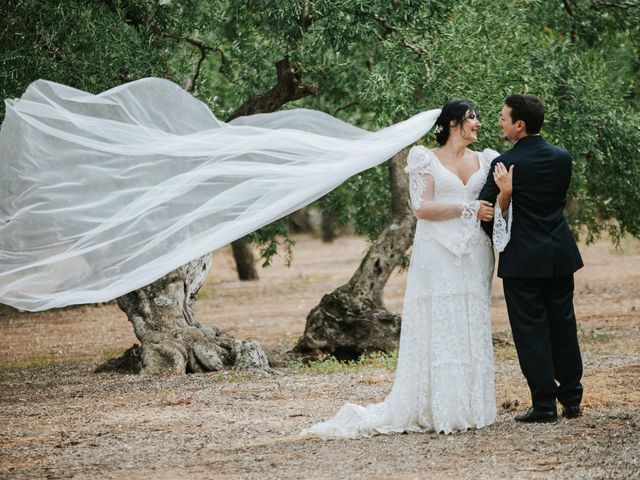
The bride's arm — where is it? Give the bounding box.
[410,173,493,221]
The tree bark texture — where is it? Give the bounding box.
[295,149,415,360]
[226,59,318,122]
[114,53,318,374]
[105,254,268,374]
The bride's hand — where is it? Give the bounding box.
[477,200,494,221]
[494,162,514,193]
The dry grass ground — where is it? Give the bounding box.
[1,234,639,479]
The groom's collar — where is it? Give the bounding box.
[513,134,544,148]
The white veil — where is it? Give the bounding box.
[0,78,440,311]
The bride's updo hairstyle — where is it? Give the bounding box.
[433,99,478,145]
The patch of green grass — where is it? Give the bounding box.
[101,348,126,361]
[287,350,398,375]
[0,354,54,371]
[578,324,614,344]
[492,332,517,361]
[196,289,217,300]
[494,345,518,361]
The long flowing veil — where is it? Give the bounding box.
[0,78,440,311]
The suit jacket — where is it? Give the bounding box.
[478,135,583,278]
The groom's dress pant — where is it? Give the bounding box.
[503,275,583,410]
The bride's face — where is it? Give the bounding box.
[452,109,481,144]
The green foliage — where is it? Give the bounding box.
[287,349,398,374]
[577,324,614,344]
[0,354,54,371]
[0,0,191,119]
[244,218,296,267]
[2,0,639,256]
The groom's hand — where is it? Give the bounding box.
[477,200,494,221]
[494,162,514,194]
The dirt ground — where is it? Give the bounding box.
[1,234,639,479]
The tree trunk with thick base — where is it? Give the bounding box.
[100,254,269,374]
[295,149,415,360]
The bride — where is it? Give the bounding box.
[302,99,512,437]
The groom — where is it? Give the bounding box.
[479,94,584,423]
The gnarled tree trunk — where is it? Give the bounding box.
[112,54,318,374]
[295,148,415,360]
[102,254,268,374]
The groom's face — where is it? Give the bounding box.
[499,105,522,143]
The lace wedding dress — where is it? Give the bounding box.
[302,145,511,438]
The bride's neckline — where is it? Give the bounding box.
[428,147,482,187]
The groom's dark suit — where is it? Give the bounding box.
[478,134,584,411]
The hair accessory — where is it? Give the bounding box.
[434,125,443,134]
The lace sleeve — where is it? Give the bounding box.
[482,148,512,251]
[406,146,434,211]
[409,172,434,210]
[493,198,513,252]
[405,146,433,175]
[406,146,481,222]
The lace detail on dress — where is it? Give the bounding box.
[409,173,429,211]
[493,201,513,252]
[461,201,480,224]
[404,145,433,174]
[439,201,481,264]
[407,146,435,210]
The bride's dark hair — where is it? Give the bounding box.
[433,99,478,145]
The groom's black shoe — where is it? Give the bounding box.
[561,404,582,419]
[515,407,558,423]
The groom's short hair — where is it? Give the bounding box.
[505,94,544,134]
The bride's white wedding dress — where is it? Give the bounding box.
[302,146,509,437]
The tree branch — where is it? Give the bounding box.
[374,15,397,37]
[226,59,318,121]
[563,0,575,16]
[333,101,359,116]
[297,0,314,31]
[184,37,233,92]
[185,37,214,93]
[373,14,426,55]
